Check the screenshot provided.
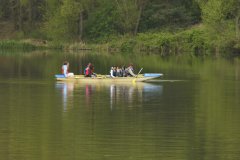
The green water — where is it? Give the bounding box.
[0,50,240,160]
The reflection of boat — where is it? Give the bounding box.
[55,81,163,93]
[55,73,163,83]
[55,81,163,111]
[55,82,74,112]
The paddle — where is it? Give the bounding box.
[132,68,143,83]
[135,68,143,78]
[94,73,107,78]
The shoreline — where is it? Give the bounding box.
[1,27,240,56]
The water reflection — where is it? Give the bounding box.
[1,50,240,159]
[109,83,163,109]
[85,84,92,103]
[55,81,163,112]
[109,83,138,110]
[55,82,74,112]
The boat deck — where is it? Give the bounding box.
[55,73,163,83]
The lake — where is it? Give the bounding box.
[0,50,240,160]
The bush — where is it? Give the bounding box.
[0,40,37,50]
[120,39,137,52]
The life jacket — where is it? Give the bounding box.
[85,67,92,76]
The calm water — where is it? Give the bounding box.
[0,50,240,160]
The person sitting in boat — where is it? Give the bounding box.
[116,67,122,77]
[126,64,136,77]
[62,61,74,77]
[122,66,127,77]
[84,63,96,77]
[110,67,116,78]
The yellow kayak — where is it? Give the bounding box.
[55,73,163,83]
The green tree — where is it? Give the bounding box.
[43,0,79,40]
[114,0,138,34]
[0,0,44,33]
[0,0,10,20]
[43,0,93,41]
[114,0,150,35]
[139,0,201,32]
[84,0,147,40]
[230,0,240,40]
[134,0,149,35]
[84,0,118,41]
[197,0,240,50]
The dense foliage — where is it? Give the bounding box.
[0,0,240,55]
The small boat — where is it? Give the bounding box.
[55,73,163,83]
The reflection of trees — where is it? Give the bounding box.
[2,51,240,159]
[0,50,59,79]
[193,59,240,160]
[0,82,62,159]
[235,58,240,80]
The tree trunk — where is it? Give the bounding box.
[134,0,149,35]
[134,5,143,36]
[236,15,240,40]
[215,46,219,57]
[18,0,22,31]
[78,11,83,41]
[28,0,32,27]
[10,0,18,29]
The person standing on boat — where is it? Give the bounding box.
[62,61,74,77]
[126,64,136,77]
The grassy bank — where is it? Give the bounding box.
[107,26,240,56]
[1,26,240,56]
[0,39,96,51]
[0,40,40,50]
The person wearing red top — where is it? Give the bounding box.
[84,63,93,77]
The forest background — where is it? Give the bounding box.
[0,0,240,55]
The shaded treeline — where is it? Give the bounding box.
[0,0,200,40]
[0,0,240,55]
